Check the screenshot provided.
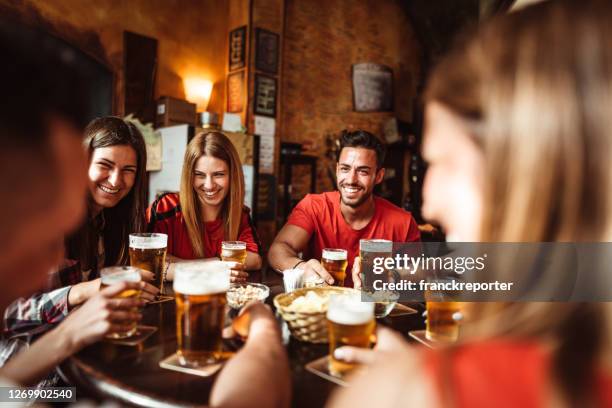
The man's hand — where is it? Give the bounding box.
[351,256,363,289]
[58,281,144,354]
[299,259,334,285]
[333,327,406,365]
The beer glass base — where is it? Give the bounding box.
[177,351,223,368]
[106,326,138,339]
[425,330,459,344]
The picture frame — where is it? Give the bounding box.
[352,63,393,112]
[255,28,279,74]
[254,74,277,117]
[227,70,245,113]
[229,26,246,72]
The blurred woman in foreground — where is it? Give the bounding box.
[331,1,612,406]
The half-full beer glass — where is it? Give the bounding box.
[129,233,167,294]
[327,294,375,377]
[425,282,463,343]
[100,266,142,339]
[359,239,397,317]
[321,248,348,286]
[221,241,247,265]
[173,262,231,367]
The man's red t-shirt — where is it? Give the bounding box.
[147,193,261,259]
[286,191,420,287]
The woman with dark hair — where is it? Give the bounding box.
[3,116,158,349]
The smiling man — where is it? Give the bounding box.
[268,130,420,287]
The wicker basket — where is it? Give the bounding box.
[274,286,359,343]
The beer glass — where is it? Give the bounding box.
[359,239,397,317]
[425,278,463,343]
[173,262,231,367]
[129,233,167,294]
[100,266,142,339]
[221,241,247,265]
[327,294,375,377]
[321,248,348,286]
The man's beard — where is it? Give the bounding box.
[339,187,372,208]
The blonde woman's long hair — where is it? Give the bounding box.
[179,131,245,258]
[426,0,612,405]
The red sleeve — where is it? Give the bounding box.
[238,209,262,255]
[146,193,179,235]
[405,214,421,242]
[286,194,315,235]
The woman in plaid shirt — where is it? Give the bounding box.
[1,117,159,381]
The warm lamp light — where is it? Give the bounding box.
[184,78,213,111]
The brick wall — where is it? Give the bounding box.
[281,0,421,195]
[1,0,229,115]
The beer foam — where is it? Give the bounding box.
[100,266,141,285]
[129,233,167,249]
[173,261,230,295]
[221,241,246,250]
[327,296,374,325]
[322,249,347,261]
[359,239,392,253]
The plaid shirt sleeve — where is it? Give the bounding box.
[3,259,82,337]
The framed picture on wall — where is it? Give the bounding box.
[352,63,393,112]
[227,71,245,113]
[255,28,279,74]
[254,74,277,117]
[229,26,246,72]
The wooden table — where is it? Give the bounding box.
[59,285,425,407]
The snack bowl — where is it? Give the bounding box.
[226,283,270,309]
[273,286,358,343]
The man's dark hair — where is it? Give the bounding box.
[337,129,386,169]
[0,20,89,242]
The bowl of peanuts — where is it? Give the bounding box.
[226,283,270,309]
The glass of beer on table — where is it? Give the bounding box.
[327,294,375,377]
[321,248,348,286]
[129,233,167,294]
[425,278,463,343]
[359,239,397,317]
[221,241,247,265]
[100,266,142,339]
[173,263,231,367]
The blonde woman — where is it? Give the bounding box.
[148,131,262,282]
[331,1,612,407]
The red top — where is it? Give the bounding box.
[286,191,420,287]
[147,193,261,259]
[425,340,612,408]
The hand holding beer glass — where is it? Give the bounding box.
[327,294,375,377]
[321,248,348,287]
[173,263,231,367]
[100,266,143,339]
[221,241,248,283]
[129,233,167,297]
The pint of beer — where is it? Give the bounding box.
[129,233,167,293]
[327,294,375,377]
[173,262,231,367]
[425,300,462,343]
[321,248,348,286]
[359,239,393,288]
[100,266,142,339]
[221,241,247,265]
